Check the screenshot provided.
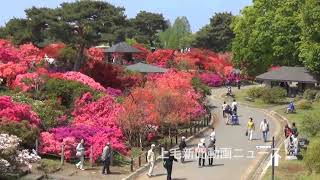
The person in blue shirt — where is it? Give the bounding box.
[286,101,295,114]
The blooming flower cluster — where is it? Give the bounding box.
[132,43,150,60]
[146,49,175,67]
[39,94,126,161]
[0,96,41,127]
[199,73,224,87]
[0,134,40,173]
[50,71,107,92]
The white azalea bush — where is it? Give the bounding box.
[0,134,40,174]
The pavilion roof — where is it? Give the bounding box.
[126,63,168,73]
[104,42,140,53]
[256,66,319,83]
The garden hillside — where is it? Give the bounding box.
[0,38,238,174]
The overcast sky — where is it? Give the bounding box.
[0,0,252,32]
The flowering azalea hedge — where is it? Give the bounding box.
[39,125,126,161]
[0,96,41,127]
[199,73,224,87]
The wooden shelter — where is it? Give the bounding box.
[256,66,319,94]
[104,42,140,63]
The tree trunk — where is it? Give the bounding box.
[139,134,143,148]
[73,43,85,71]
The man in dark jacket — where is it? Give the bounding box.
[179,136,187,163]
[163,150,178,180]
[101,143,112,175]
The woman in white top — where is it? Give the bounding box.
[76,139,85,170]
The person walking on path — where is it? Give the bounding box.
[197,138,206,167]
[260,119,269,142]
[179,137,187,163]
[207,138,215,166]
[147,144,156,177]
[231,99,238,115]
[163,149,178,180]
[101,142,112,175]
[222,101,228,118]
[76,139,85,170]
[247,118,255,141]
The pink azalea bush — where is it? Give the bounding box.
[51,71,106,92]
[0,96,41,127]
[11,72,41,91]
[72,95,122,128]
[39,126,126,161]
[199,73,224,87]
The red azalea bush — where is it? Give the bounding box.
[18,43,43,64]
[0,39,45,85]
[86,47,104,62]
[42,43,65,58]
[0,96,41,127]
[146,70,204,119]
[82,61,143,91]
[132,43,150,60]
[146,49,175,67]
[199,73,224,87]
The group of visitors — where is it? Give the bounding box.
[284,123,299,156]
[146,128,217,179]
[197,128,216,167]
[147,144,178,180]
[75,140,112,175]
[222,99,238,125]
[222,99,271,142]
[246,117,270,142]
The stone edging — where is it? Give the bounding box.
[122,116,215,180]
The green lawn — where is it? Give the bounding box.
[276,102,320,129]
[263,145,320,180]
[231,88,289,109]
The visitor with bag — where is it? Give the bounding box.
[76,139,85,170]
[246,118,255,141]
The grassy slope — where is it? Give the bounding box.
[263,102,320,180]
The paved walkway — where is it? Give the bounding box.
[136,86,281,180]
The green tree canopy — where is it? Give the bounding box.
[131,11,169,46]
[299,0,320,73]
[158,16,193,49]
[193,12,234,52]
[232,0,303,76]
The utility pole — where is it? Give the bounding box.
[272,136,275,180]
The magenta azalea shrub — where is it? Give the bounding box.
[199,73,224,87]
[39,126,126,161]
[0,96,41,127]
